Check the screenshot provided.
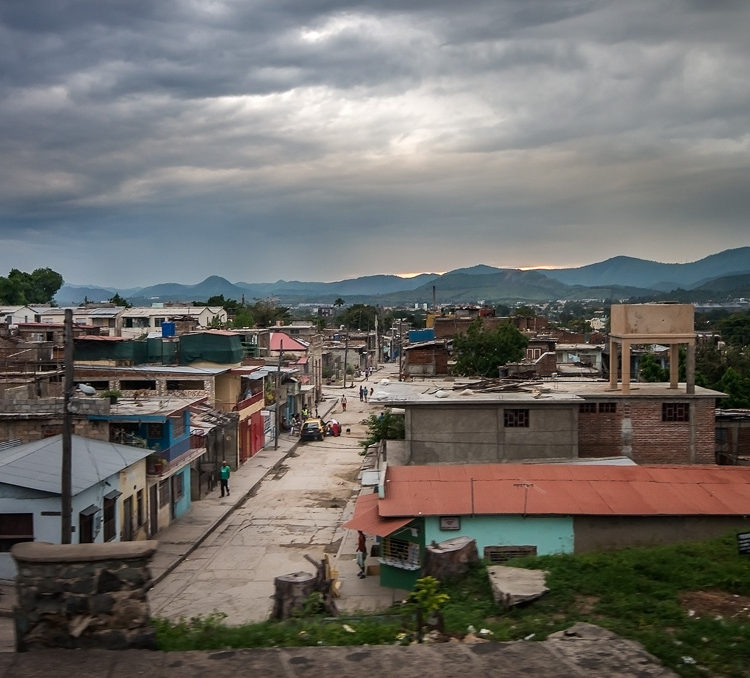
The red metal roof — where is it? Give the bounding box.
[269,332,308,352]
[342,492,413,537]
[377,464,750,518]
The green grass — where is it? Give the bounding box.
[153,532,750,677]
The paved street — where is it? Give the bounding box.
[149,364,400,625]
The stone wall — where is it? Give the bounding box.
[11,540,158,651]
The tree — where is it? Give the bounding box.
[639,353,668,382]
[231,308,254,328]
[361,409,405,450]
[333,297,345,311]
[0,267,63,304]
[452,319,528,377]
[339,304,379,331]
[108,292,131,308]
[718,311,750,347]
[250,300,290,328]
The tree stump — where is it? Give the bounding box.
[271,571,317,619]
[422,536,479,581]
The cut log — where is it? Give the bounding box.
[422,536,479,581]
[271,571,317,620]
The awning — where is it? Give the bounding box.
[103,490,123,501]
[342,493,413,537]
[80,504,100,516]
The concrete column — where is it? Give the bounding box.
[669,344,679,389]
[621,341,631,394]
[686,341,696,395]
[609,340,619,389]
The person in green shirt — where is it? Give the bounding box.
[219,460,231,497]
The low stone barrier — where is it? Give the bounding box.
[11,540,158,651]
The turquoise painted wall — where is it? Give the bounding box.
[172,466,191,520]
[423,515,574,557]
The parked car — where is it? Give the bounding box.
[300,417,325,441]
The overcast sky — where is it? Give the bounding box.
[1,1,749,288]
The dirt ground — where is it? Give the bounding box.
[680,590,750,621]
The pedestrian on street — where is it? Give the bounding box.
[356,531,367,578]
[359,386,364,402]
[220,460,231,497]
[341,395,347,412]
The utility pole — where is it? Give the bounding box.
[61,309,74,544]
[342,332,349,389]
[398,319,404,380]
[274,339,282,450]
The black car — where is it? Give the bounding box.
[300,418,325,441]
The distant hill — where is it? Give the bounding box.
[54,247,749,307]
[54,284,117,305]
[542,247,750,290]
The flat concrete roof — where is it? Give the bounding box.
[371,377,724,405]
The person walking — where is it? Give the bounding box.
[219,460,231,497]
[356,531,367,578]
[341,395,347,412]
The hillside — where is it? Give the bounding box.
[53,247,749,306]
[543,247,750,290]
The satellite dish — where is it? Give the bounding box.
[77,383,96,396]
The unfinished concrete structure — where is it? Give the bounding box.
[608,303,696,394]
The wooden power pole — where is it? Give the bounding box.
[61,309,74,544]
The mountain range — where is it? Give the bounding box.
[56,247,750,307]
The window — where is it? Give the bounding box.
[484,545,537,563]
[504,409,529,428]
[579,403,597,413]
[663,402,690,422]
[147,423,164,439]
[166,379,205,391]
[0,513,33,551]
[169,412,186,438]
[381,536,421,570]
[598,402,617,413]
[103,497,116,542]
[158,480,170,508]
[120,379,156,391]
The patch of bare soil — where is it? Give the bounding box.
[575,595,599,615]
[680,590,750,621]
[304,491,348,508]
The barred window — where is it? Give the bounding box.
[598,402,617,414]
[158,480,170,508]
[579,403,597,413]
[484,545,537,563]
[381,536,420,570]
[504,409,529,427]
[663,402,690,422]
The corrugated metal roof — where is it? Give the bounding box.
[378,464,750,518]
[0,435,150,495]
[269,332,308,352]
[342,492,413,537]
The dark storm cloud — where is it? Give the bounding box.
[0,0,748,285]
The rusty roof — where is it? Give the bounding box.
[342,492,413,537]
[377,464,750,518]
